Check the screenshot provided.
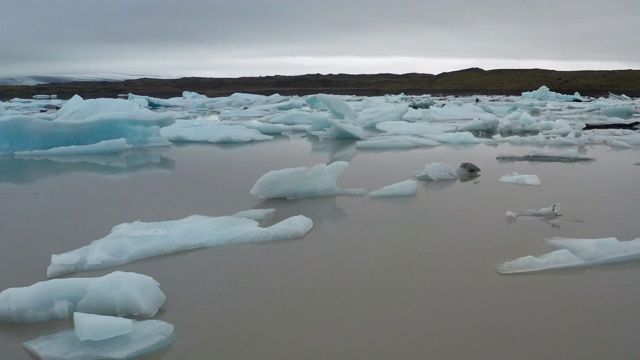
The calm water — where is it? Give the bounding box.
[1,137,639,359]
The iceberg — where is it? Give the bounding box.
[370,180,418,197]
[499,172,541,186]
[0,272,165,323]
[505,203,561,220]
[47,213,313,277]
[160,120,272,143]
[521,86,583,102]
[14,138,133,156]
[250,161,366,199]
[311,118,366,139]
[23,319,174,360]
[413,162,458,181]
[358,104,409,129]
[0,96,174,154]
[74,312,133,341]
[498,237,640,274]
[376,121,458,136]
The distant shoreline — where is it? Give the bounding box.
[1,67,639,101]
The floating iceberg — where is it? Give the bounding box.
[413,162,458,181]
[47,212,313,277]
[498,237,640,274]
[250,161,366,199]
[74,312,133,341]
[0,95,174,154]
[358,104,409,129]
[0,272,165,323]
[499,172,541,186]
[496,149,595,162]
[160,120,272,143]
[505,203,561,220]
[14,138,133,156]
[311,118,366,139]
[370,180,418,197]
[24,319,175,360]
[521,86,583,102]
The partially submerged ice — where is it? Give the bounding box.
[47,211,313,277]
[24,319,174,360]
[250,161,366,199]
[505,203,561,220]
[499,172,541,186]
[0,272,165,323]
[160,120,272,143]
[370,180,418,197]
[413,162,458,181]
[496,149,595,162]
[498,237,640,274]
[74,312,133,341]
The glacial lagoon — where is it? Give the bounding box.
[1,90,640,358]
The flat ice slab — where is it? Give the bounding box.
[496,149,595,162]
[0,272,165,323]
[498,237,640,274]
[250,161,366,199]
[47,212,313,277]
[74,312,133,341]
[499,172,541,185]
[24,319,174,360]
[370,180,418,197]
[160,120,272,143]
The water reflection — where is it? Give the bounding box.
[0,148,174,185]
[307,137,357,163]
[253,196,347,228]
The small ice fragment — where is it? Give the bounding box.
[370,180,418,197]
[250,161,366,199]
[413,162,457,181]
[74,312,133,341]
[506,203,561,219]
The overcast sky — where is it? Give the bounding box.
[2,0,639,78]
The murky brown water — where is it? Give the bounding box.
[1,138,640,359]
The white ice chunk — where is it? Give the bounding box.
[425,132,489,144]
[458,115,500,133]
[74,312,133,341]
[251,161,366,199]
[370,180,418,197]
[305,94,357,120]
[376,121,457,135]
[241,121,309,135]
[161,120,272,143]
[499,172,541,186]
[47,213,313,277]
[24,319,174,360]
[413,162,458,181]
[263,110,329,125]
[506,203,561,218]
[521,85,583,102]
[0,272,165,323]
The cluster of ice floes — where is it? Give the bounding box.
[498,237,640,274]
[1,206,311,358]
[3,86,639,155]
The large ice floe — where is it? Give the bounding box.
[498,237,640,274]
[0,271,165,323]
[47,210,313,277]
[369,180,418,197]
[250,161,366,199]
[24,319,175,360]
[0,95,174,154]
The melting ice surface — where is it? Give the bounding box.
[250,161,367,199]
[0,272,165,323]
[23,319,174,360]
[413,162,458,181]
[498,237,640,274]
[47,210,313,277]
[73,312,133,341]
[369,180,418,197]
